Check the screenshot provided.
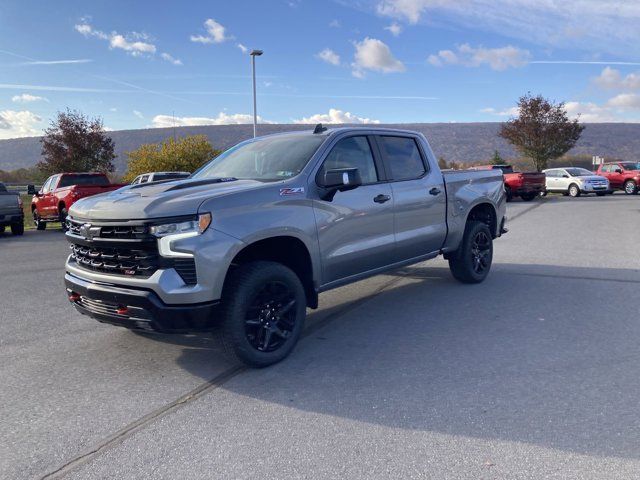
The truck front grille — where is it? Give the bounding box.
[69,243,197,285]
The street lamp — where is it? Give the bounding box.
[250,49,263,138]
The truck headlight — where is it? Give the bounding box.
[152,213,212,258]
[150,213,211,238]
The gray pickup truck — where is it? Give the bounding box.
[0,182,24,236]
[64,126,507,367]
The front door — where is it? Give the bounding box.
[313,135,395,284]
[375,135,447,261]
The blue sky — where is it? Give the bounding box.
[1,0,640,139]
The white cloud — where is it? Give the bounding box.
[11,93,48,103]
[351,37,405,78]
[151,112,270,128]
[109,34,156,56]
[237,43,248,54]
[190,19,232,44]
[317,48,341,66]
[606,94,640,110]
[564,101,619,122]
[109,107,118,112]
[0,110,42,139]
[294,108,380,124]
[594,67,640,90]
[133,110,144,119]
[329,19,341,28]
[480,106,519,116]
[160,52,182,65]
[428,44,530,70]
[74,23,108,40]
[384,22,403,36]
[375,0,640,56]
[22,59,92,65]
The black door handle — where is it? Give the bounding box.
[373,194,391,204]
[429,187,442,196]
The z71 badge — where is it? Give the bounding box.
[279,187,305,196]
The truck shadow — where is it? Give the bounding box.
[170,262,640,460]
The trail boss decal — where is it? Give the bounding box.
[279,187,305,196]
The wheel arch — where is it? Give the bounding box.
[465,202,498,239]
[225,235,318,309]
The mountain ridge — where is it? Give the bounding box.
[1,122,638,173]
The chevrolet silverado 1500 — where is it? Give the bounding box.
[0,182,24,236]
[64,126,507,367]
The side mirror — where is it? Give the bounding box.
[562,174,569,178]
[27,184,36,195]
[318,168,362,200]
[615,168,623,174]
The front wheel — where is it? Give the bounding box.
[11,223,24,235]
[624,180,638,195]
[568,184,581,197]
[448,221,493,284]
[218,261,307,367]
[33,209,46,230]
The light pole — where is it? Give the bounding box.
[250,49,263,138]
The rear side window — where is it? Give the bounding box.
[320,136,379,184]
[377,136,426,181]
[58,175,109,188]
[153,173,189,182]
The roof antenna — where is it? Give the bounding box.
[313,123,327,134]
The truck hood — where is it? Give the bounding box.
[69,177,265,221]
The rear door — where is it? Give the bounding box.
[374,135,447,262]
[313,135,395,284]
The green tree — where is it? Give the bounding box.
[39,110,115,175]
[491,150,504,165]
[124,135,220,182]
[499,93,585,172]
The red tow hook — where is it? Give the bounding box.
[68,292,81,302]
[116,306,129,315]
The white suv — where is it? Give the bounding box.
[543,167,610,197]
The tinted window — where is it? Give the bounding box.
[153,173,190,182]
[544,170,556,178]
[378,136,426,181]
[42,177,53,193]
[58,175,109,188]
[566,168,593,176]
[0,182,6,192]
[320,136,378,184]
[493,165,514,174]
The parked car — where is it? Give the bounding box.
[543,167,610,197]
[470,165,546,201]
[64,126,507,367]
[596,161,640,195]
[0,182,24,236]
[28,173,127,231]
[131,171,191,184]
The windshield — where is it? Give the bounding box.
[620,162,640,171]
[194,134,326,181]
[59,175,109,187]
[566,168,594,177]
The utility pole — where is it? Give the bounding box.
[250,49,263,138]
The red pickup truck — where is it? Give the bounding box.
[596,161,640,195]
[470,165,546,201]
[28,173,126,230]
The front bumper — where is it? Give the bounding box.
[65,272,220,333]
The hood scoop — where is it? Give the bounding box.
[128,177,238,192]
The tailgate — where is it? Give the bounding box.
[520,172,546,187]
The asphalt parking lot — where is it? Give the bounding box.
[1,194,639,480]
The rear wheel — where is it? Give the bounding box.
[568,184,581,197]
[596,192,606,197]
[624,180,637,195]
[218,261,306,367]
[520,192,536,201]
[33,209,46,230]
[448,221,493,284]
[11,223,24,235]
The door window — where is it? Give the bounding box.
[319,136,378,184]
[377,136,426,181]
[41,177,53,193]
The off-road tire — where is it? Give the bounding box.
[33,209,46,230]
[218,261,307,368]
[448,221,494,284]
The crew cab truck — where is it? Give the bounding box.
[64,126,507,367]
[28,173,126,230]
[596,161,640,195]
[470,165,546,201]
[0,182,24,236]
